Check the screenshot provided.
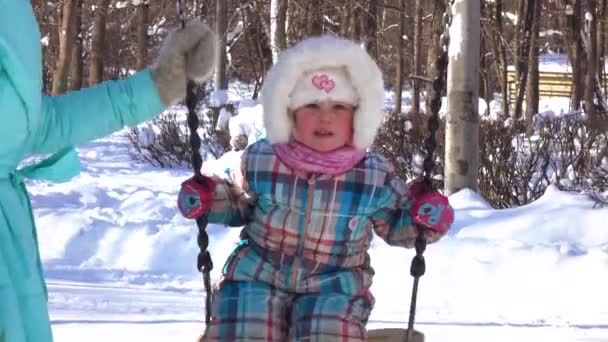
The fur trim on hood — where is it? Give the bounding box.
[261,35,385,149]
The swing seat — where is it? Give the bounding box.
[197,329,424,342]
[367,328,425,342]
[196,329,424,342]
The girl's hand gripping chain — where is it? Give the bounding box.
[178,176,216,219]
[407,180,454,235]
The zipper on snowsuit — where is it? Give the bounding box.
[289,174,317,290]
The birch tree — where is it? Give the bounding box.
[445,0,480,194]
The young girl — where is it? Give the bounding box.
[178,35,453,341]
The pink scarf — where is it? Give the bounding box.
[273,141,366,176]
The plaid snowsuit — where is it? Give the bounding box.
[202,139,435,341]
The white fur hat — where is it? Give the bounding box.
[261,35,385,149]
[289,67,359,110]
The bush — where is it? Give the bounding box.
[128,104,234,168]
[372,110,445,189]
[374,109,608,208]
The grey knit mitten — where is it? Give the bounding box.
[151,21,218,106]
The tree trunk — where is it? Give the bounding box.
[270,0,288,63]
[573,0,587,111]
[52,0,78,95]
[559,0,586,110]
[196,0,210,18]
[496,0,509,117]
[513,0,536,121]
[88,0,110,86]
[479,1,487,102]
[426,0,447,107]
[584,0,598,117]
[284,0,291,46]
[445,0,480,194]
[394,0,405,114]
[351,3,361,40]
[215,0,228,90]
[525,0,541,128]
[135,2,149,71]
[599,0,607,88]
[68,0,83,92]
[513,0,525,103]
[378,0,386,41]
[339,0,352,37]
[411,0,422,114]
[364,0,379,59]
[308,0,323,35]
[480,1,493,116]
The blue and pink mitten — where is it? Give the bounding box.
[177,176,215,219]
[408,181,454,234]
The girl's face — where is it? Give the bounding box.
[292,101,355,152]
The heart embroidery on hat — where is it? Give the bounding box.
[311,74,335,93]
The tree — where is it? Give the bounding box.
[52,0,78,95]
[363,0,379,59]
[495,0,509,118]
[558,0,586,110]
[411,0,423,114]
[270,0,288,63]
[135,1,150,71]
[525,0,541,128]
[88,0,111,86]
[355,2,365,40]
[445,0,480,194]
[214,0,228,91]
[394,0,405,114]
[426,0,448,110]
[308,0,323,35]
[583,0,598,117]
[598,0,607,87]
[68,0,84,92]
[513,0,537,121]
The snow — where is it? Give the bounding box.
[25,53,608,341]
[507,53,608,73]
[215,107,231,130]
[208,89,229,107]
[115,0,145,8]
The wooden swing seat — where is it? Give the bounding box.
[367,328,425,342]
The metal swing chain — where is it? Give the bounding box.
[176,0,214,325]
[406,1,453,340]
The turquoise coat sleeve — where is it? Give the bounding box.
[30,70,166,154]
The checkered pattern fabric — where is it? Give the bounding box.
[202,139,442,340]
[202,280,373,341]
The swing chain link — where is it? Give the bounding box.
[407,1,453,340]
[423,0,453,190]
[409,234,427,278]
[177,0,214,325]
[414,0,452,270]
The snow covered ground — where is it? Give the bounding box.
[25,53,608,341]
[33,122,608,342]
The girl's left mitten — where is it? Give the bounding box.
[178,176,215,219]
